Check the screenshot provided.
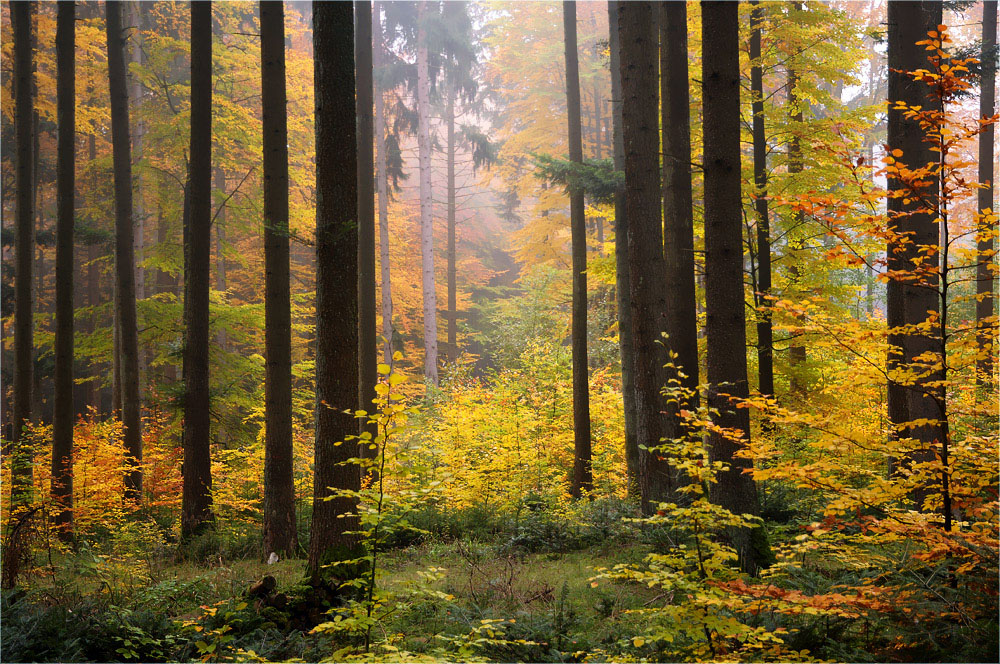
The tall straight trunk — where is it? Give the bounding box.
[130,0,146,387]
[608,1,639,495]
[446,77,458,363]
[182,0,214,536]
[214,167,227,349]
[785,61,807,393]
[593,82,603,160]
[310,0,361,578]
[977,0,998,389]
[701,0,768,574]
[260,0,296,557]
[106,0,143,499]
[374,2,393,364]
[620,1,672,512]
[10,0,34,505]
[52,0,76,541]
[749,1,773,397]
[564,1,593,499]
[660,0,699,405]
[416,1,438,385]
[886,1,943,499]
[356,0,378,437]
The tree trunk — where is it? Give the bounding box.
[660,0,699,409]
[977,0,997,390]
[310,0,362,578]
[10,0,34,506]
[182,0,214,537]
[619,1,672,512]
[749,1,773,398]
[130,0,146,390]
[886,1,943,502]
[785,61,807,394]
[356,0,378,445]
[607,1,639,496]
[106,0,143,500]
[701,0,768,574]
[52,0,76,542]
[563,1,593,499]
[446,77,458,363]
[260,0,297,557]
[374,2,393,365]
[416,1,439,385]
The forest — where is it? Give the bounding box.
[0,0,997,662]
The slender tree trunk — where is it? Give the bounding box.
[52,0,76,542]
[977,0,998,389]
[660,0,699,408]
[416,1,438,385]
[785,61,807,393]
[608,1,639,496]
[702,0,768,574]
[130,0,146,389]
[620,1,672,512]
[10,0,35,506]
[563,1,593,499]
[357,0,378,444]
[182,0,214,537]
[374,2,393,365]
[106,0,143,500]
[446,77,458,363]
[749,1,773,398]
[886,0,943,503]
[310,0,361,578]
[260,0,296,557]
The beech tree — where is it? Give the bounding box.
[977,0,998,388]
[415,0,438,385]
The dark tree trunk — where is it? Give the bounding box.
[887,1,943,502]
[749,0,773,398]
[182,0,214,537]
[106,0,143,499]
[446,77,458,363]
[356,0,378,450]
[10,0,35,506]
[619,1,672,512]
[564,1,593,499]
[310,0,362,578]
[607,1,639,496]
[660,0,699,408]
[52,0,76,542]
[260,0,297,557]
[785,62,807,393]
[701,0,769,574]
[977,1,998,389]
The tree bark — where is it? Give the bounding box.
[749,1,773,398]
[260,0,297,557]
[10,0,35,506]
[564,1,593,499]
[416,1,439,385]
[701,0,768,574]
[53,0,76,541]
[608,1,639,496]
[661,0,699,408]
[977,0,998,389]
[374,2,393,365]
[107,0,143,500]
[620,1,672,512]
[310,0,362,578]
[446,76,458,363]
[130,0,146,388]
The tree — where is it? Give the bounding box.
[106,0,143,500]
[10,0,34,507]
[977,0,998,388]
[619,0,672,512]
[562,0,592,499]
[357,0,378,441]
[374,2,393,364]
[607,0,639,495]
[701,0,768,574]
[886,0,942,488]
[748,0,773,398]
[261,0,297,557]
[415,0,438,385]
[52,0,76,541]
[310,0,361,578]
[660,1,698,410]
[182,0,214,537]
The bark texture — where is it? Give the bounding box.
[416,1,439,385]
[977,1,998,388]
